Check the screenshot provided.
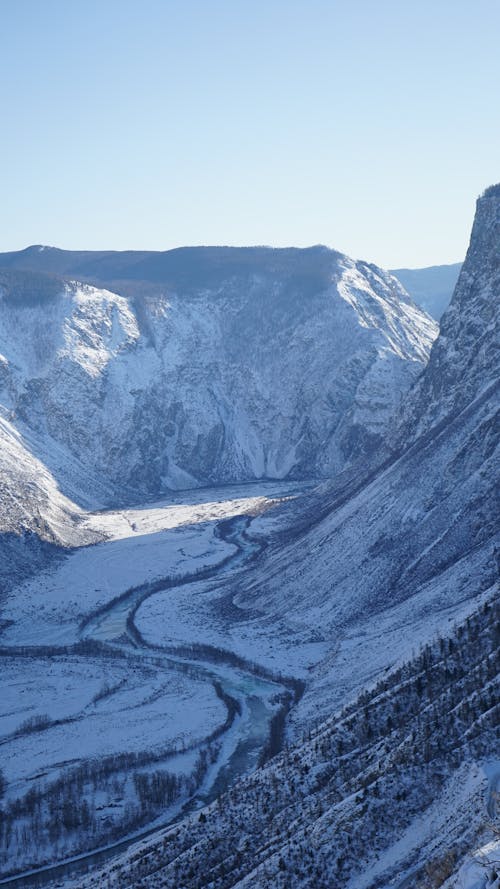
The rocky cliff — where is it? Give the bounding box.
[397,185,499,442]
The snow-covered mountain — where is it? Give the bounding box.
[0,248,436,500]
[397,184,499,441]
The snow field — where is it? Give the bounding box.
[0,654,226,794]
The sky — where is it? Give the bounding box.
[0,0,499,268]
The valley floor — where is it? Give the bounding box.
[0,480,497,887]
[0,481,311,881]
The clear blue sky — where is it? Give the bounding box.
[1,0,499,267]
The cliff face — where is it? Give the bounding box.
[398,185,499,443]
[0,248,436,501]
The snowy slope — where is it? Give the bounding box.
[135,375,498,729]
[71,599,499,889]
[0,412,98,594]
[0,249,436,499]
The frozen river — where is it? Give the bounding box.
[0,481,312,886]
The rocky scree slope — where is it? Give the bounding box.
[0,248,436,501]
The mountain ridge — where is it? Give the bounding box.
[0,243,463,321]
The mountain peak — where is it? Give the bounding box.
[25,244,58,253]
[481,181,500,199]
[397,182,499,443]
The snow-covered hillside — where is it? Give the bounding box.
[218,185,499,727]
[0,248,436,500]
[0,413,98,594]
[71,597,500,889]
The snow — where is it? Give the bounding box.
[0,252,437,500]
[0,654,225,795]
[347,764,487,889]
[450,840,500,889]
[0,413,94,598]
[0,206,496,886]
[0,482,300,878]
[1,483,292,646]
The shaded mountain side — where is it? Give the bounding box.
[0,267,64,307]
[0,244,342,293]
[0,415,100,595]
[0,533,65,602]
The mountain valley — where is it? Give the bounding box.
[0,188,498,889]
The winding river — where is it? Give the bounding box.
[0,487,306,888]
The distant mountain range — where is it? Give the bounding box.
[390,262,462,319]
